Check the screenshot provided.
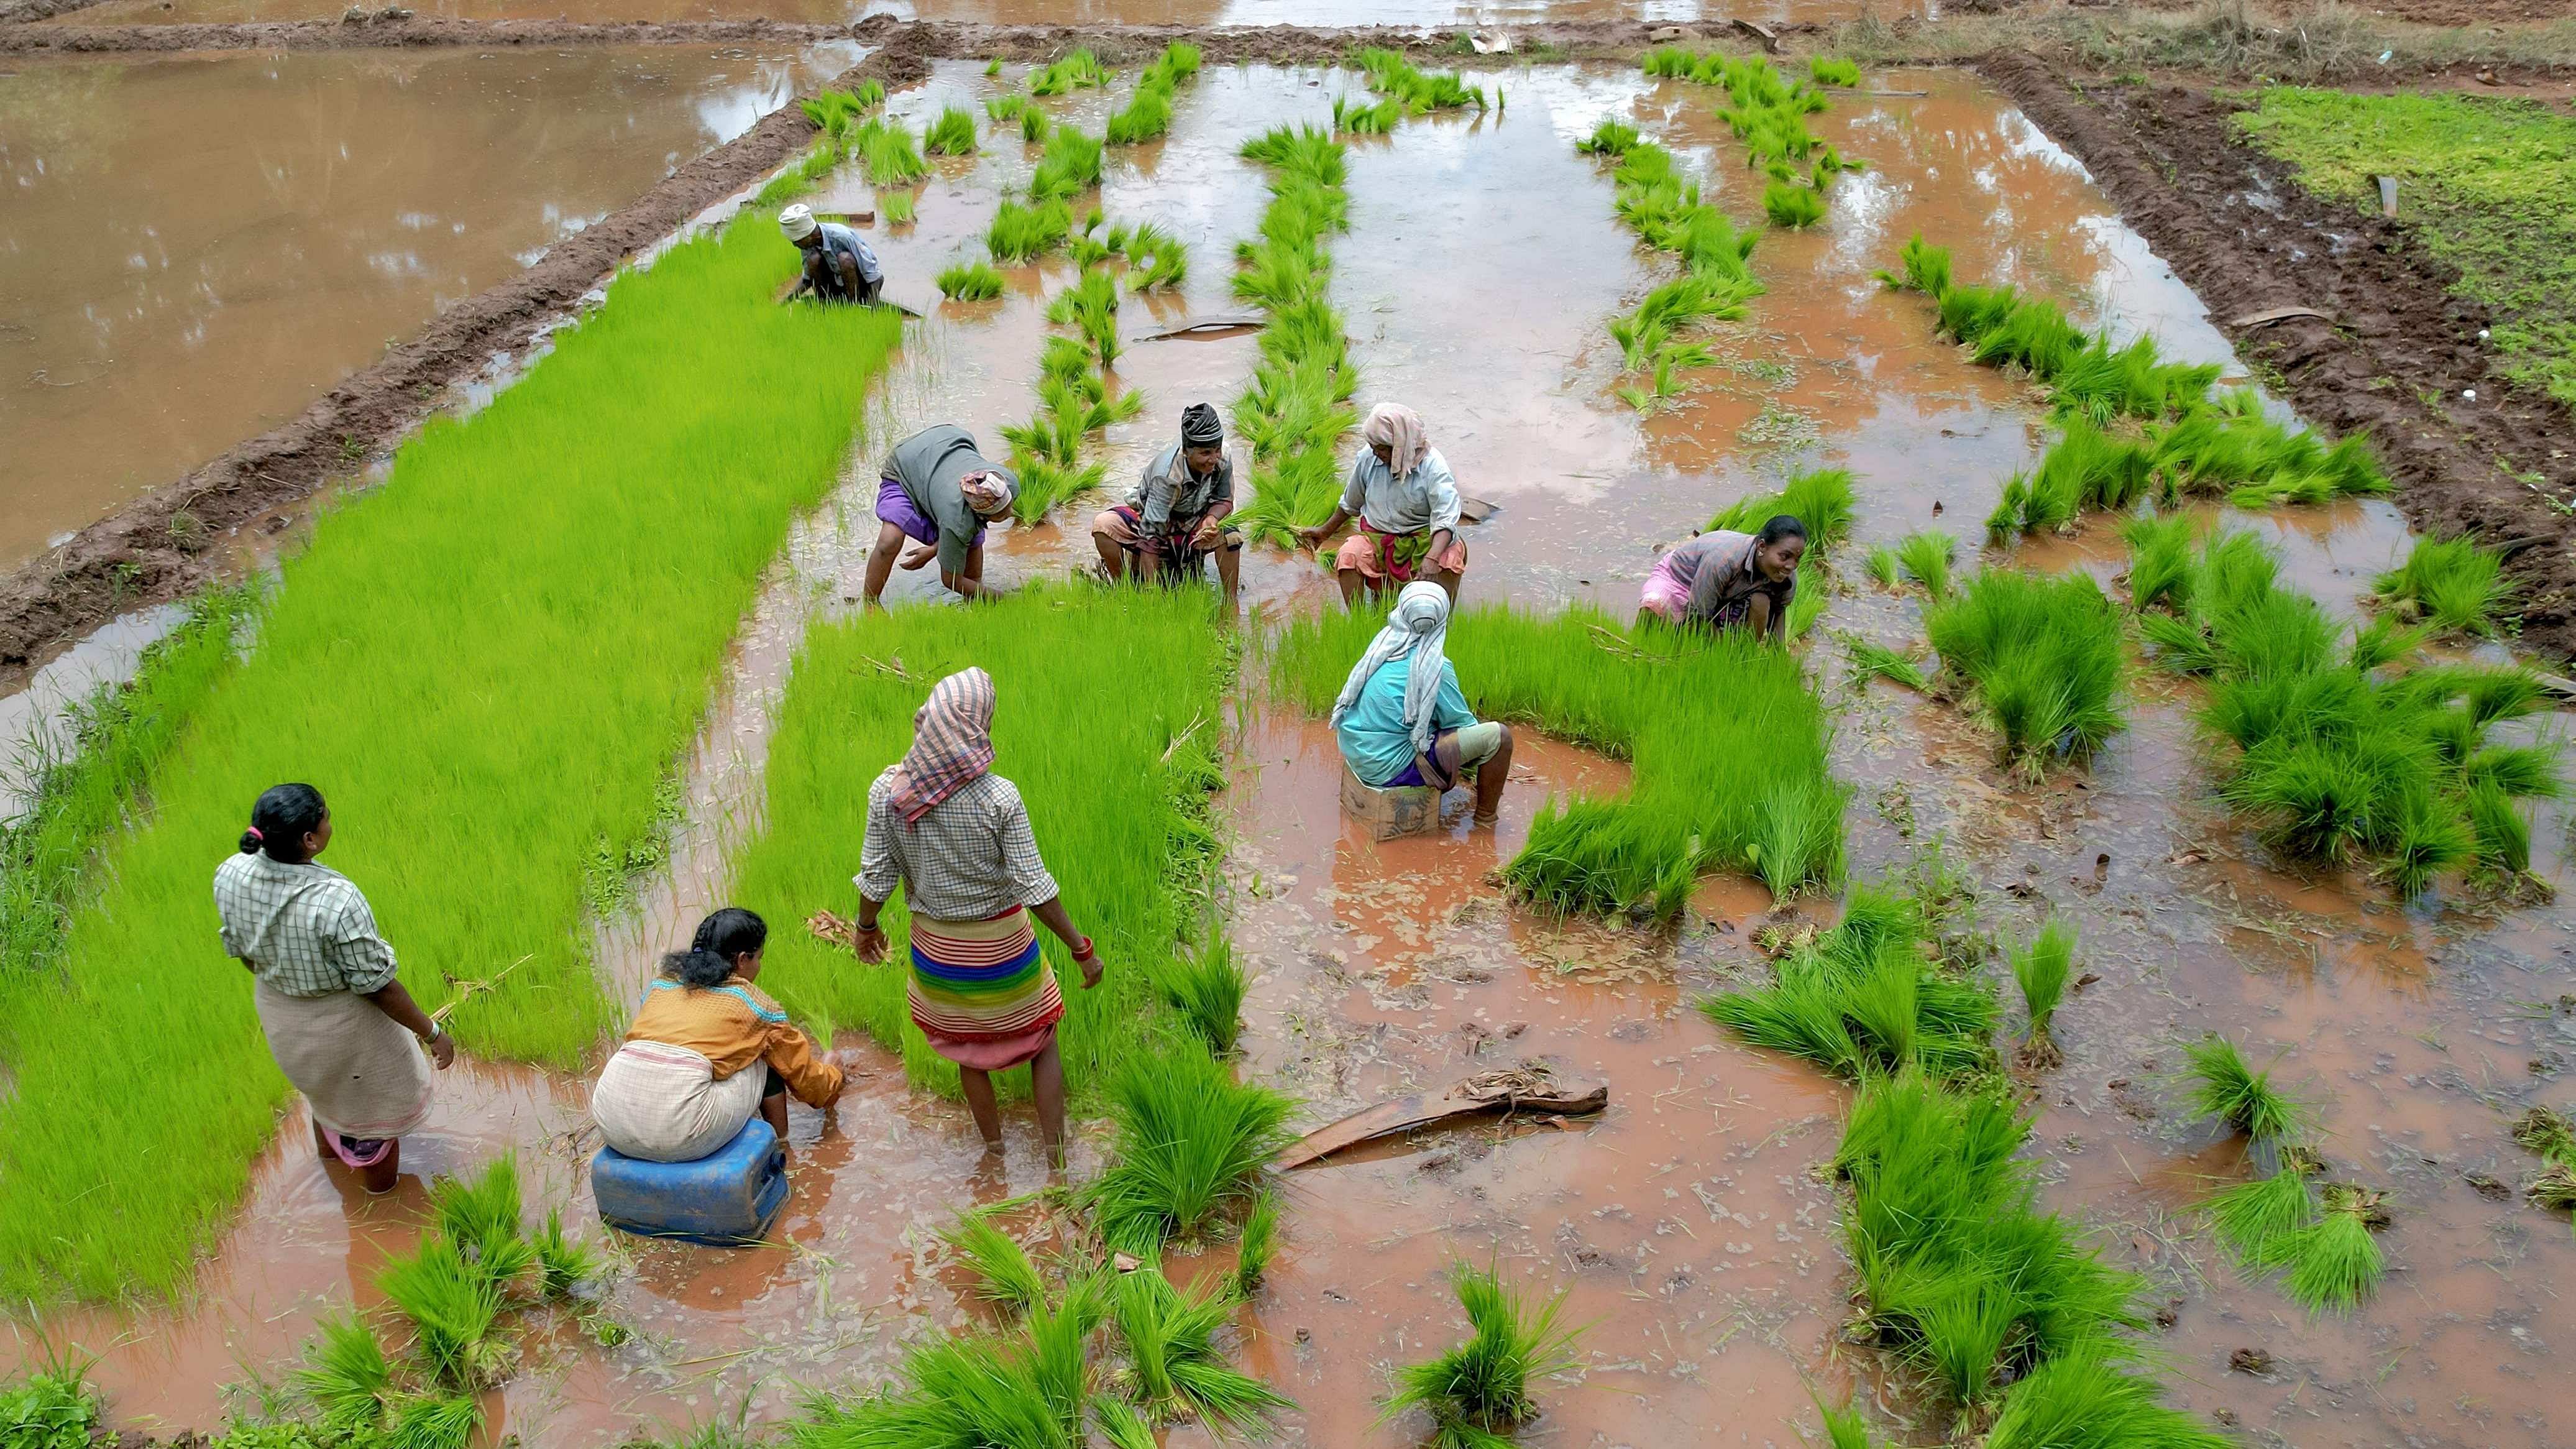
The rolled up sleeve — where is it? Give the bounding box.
[857,783,902,904]
[1423,454,1462,534]
[994,784,1061,908]
[324,893,400,996]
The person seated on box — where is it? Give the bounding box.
[1296,402,1467,607]
[592,908,846,1163]
[1088,401,1244,608]
[1329,581,1515,826]
[1636,514,1807,643]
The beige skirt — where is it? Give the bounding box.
[253,980,434,1141]
[592,1040,767,1162]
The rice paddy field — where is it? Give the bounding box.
[2,19,2574,1449]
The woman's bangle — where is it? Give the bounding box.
[1070,936,1096,963]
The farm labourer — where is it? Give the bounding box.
[1331,582,1515,826]
[1296,402,1467,607]
[865,424,1019,605]
[779,202,883,306]
[850,668,1102,1166]
[1636,515,1807,643]
[1089,401,1244,607]
[592,908,846,1162]
[215,783,454,1195]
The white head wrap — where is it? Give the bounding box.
[1362,402,1429,478]
[1328,581,1452,755]
[779,203,819,242]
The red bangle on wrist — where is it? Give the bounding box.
[1071,936,1096,962]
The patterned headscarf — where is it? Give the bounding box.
[1362,402,1429,479]
[1328,581,1452,754]
[1180,402,1224,447]
[889,668,997,826]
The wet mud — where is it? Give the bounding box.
[7,56,2575,1449]
[1980,53,2576,669]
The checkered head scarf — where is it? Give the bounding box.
[889,668,997,826]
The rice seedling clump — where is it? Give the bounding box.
[2007,918,2075,1069]
[1105,42,1201,145]
[0,213,901,1300]
[1381,1262,1584,1449]
[936,261,1006,301]
[1923,569,2126,778]
[1580,124,1767,413]
[1085,1042,1295,1254]
[1355,46,1488,116]
[1226,125,1362,545]
[2373,534,2514,638]
[1700,881,1999,1080]
[923,105,976,157]
[1273,604,1843,913]
[1028,47,1108,96]
[2182,1034,2311,1144]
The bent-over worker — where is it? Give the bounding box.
[592,908,845,1162]
[1090,402,1244,607]
[779,203,883,306]
[1331,582,1515,826]
[851,668,1102,1166]
[1296,402,1467,607]
[215,783,454,1195]
[866,424,1019,605]
[1637,515,1807,643]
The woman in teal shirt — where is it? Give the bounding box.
[1329,582,1515,824]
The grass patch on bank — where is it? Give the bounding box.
[1272,604,1843,916]
[2235,88,2576,408]
[1227,126,1360,547]
[0,213,900,1303]
[734,586,1229,1103]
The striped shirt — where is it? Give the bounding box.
[857,770,1060,922]
[213,852,401,999]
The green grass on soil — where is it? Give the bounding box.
[2235,88,2576,408]
[1270,604,1843,916]
[733,586,1229,1100]
[0,214,899,1304]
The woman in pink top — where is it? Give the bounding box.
[1638,514,1808,642]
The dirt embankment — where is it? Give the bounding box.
[0,24,933,684]
[1980,51,2576,666]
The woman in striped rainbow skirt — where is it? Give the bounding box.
[850,667,1102,1164]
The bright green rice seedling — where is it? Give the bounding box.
[937,262,1006,301]
[879,190,916,226]
[2278,1183,2386,1313]
[1028,48,1107,96]
[986,93,1026,122]
[298,1312,395,1436]
[1703,883,1997,1079]
[1085,1043,1294,1253]
[1578,119,1640,156]
[944,1210,1049,1314]
[924,106,977,157]
[1865,544,1902,589]
[1029,127,1105,204]
[1924,570,2126,778]
[1106,44,1199,145]
[1157,928,1247,1055]
[1275,604,1843,913]
[1355,46,1487,116]
[1093,1399,1158,1449]
[1020,103,1051,144]
[1123,220,1187,290]
[534,1207,602,1300]
[1045,266,1122,369]
[1764,180,1828,228]
[1707,466,1854,553]
[988,198,1074,262]
[1332,94,1402,135]
[2204,1164,2317,1266]
[2182,1034,2311,1144]
[1113,1260,1292,1432]
[1232,1186,1280,1296]
[2009,918,2075,1067]
[1846,638,1929,691]
[385,1393,481,1449]
[1982,1341,2233,1449]
[1895,530,1955,599]
[376,1236,506,1387]
[802,1328,1079,1447]
[1382,1262,1582,1448]
[0,215,900,1300]
[736,587,1229,1104]
[2374,535,2514,638]
[429,1153,521,1252]
[855,119,927,186]
[1228,127,1360,546]
[1810,55,1863,86]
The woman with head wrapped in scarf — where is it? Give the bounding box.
[1088,402,1244,607]
[1330,582,1515,825]
[1296,402,1469,607]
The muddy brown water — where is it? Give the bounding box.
[4,59,2572,1449]
[46,0,1922,30]
[0,42,859,572]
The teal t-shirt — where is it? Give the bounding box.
[1336,657,1477,786]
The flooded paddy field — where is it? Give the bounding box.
[0,40,2570,1449]
[0,41,859,571]
[40,0,1919,32]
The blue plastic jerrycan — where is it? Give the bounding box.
[592,1117,789,1246]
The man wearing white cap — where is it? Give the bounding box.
[780,202,883,306]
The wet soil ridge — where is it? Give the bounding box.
[0,27,934,691]
[1977,52,2576,666]
[0,0,106,23]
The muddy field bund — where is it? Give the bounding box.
[1,26,2571,1449]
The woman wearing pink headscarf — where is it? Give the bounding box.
[1296,402,1467,607]
[851,668,1102,1165]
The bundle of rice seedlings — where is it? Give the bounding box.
[854,120,927,186]
[2204,1164,2317,1265]
[1701,883,1996,1079]
[429,1154,521,1249]
[1764,180,1828,228]
[2277,1182,2385,1313]
[988,199,1073,262]
[534,1208,603,1299]
[2513,1103,2576,1161]
[1810,55,1863,86]
[936,262,1006,301]
[1895,530,1955,599]
[1381,1263,1583,1448]
[1045,267,1122,369]
[1577,119,1641,155]
[2181,1034,2310,1144]
[986,93,1027,122]
[1859,543,1900,589]
[1029,127,1105,203]
[943,1210,1050,1314]
[1226,125,1360,545]
[1846,638,1929,691]
[1232,1187,1280,1296]
[1029,48,1107,96]
[1355,46,1487,115]
[1085,1044,1294,1253]
[878,190,915,226]
[1113,1261,1292,1432]
[296,1312,396,1435]
[1156,927,1247,1055]
[2120,512,2200,614]
[1707,466,1856,552]
[1923,570,2126,778]
[1020,103,1051,144]
[1093,1400,1158,1449]
[1332,94,1402,134]
[1982,1342,2232,1449]
[924,106,976,157]
[1874,233,1953,296]
[2009,917,2075,1069]
[386,1394,482,1449]
[2373,535,2514,638]
[375,1236,507,1387]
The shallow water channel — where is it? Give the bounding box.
[3,56,2571,1449]
[0,41,858,569]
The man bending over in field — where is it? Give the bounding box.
[1089,401,1244,608]
[866,425,1018,605]
[779,203,883,306]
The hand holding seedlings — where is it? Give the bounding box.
[1088,403,1245,607]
